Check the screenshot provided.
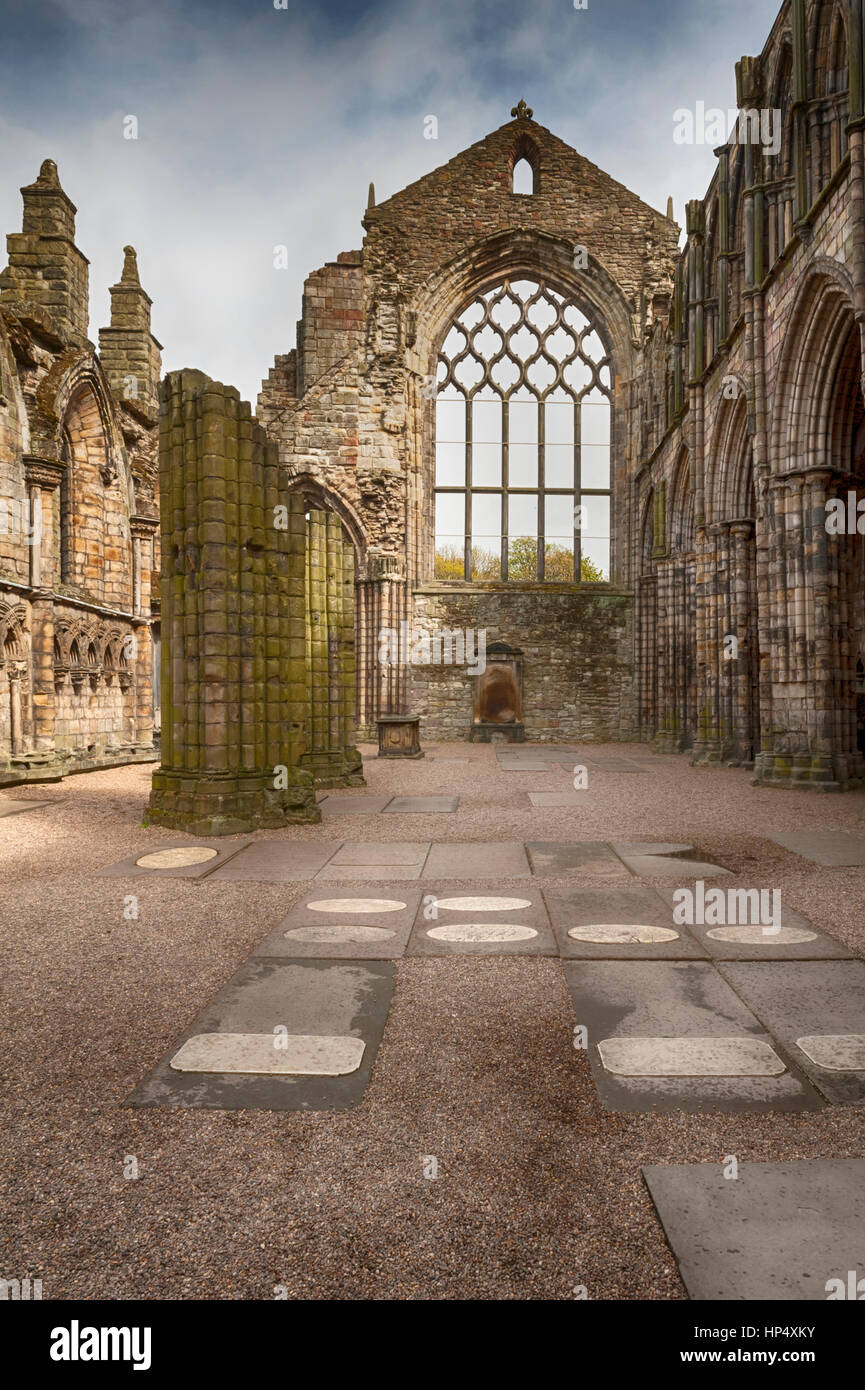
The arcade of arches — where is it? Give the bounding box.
[5,1,865,831]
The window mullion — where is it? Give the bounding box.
[465,396,472,581]
[538,397,545,582]
[575,398,582,582]
[502,396,509,581]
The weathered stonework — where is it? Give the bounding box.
[0,161,160,785]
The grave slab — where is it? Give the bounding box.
[642,1158,865,1300]
[598,1036,786,1077]
[651,885,851,961]
[321,796,393,815]
[528,792,595,807]
[762,830,865,866]
[719,961,865,1104]
[796,1035,865,1071]
[564,960,821,1112]
[254,888,421,959]
[616,852,730,879]
[127,958,394,1110]
[327,842,430,867]
[543,884,706,960]
[208,841,341,882]
[170,1032,365,1076]
[497,762,553,773]
[422,842,531,878]
[96,838,251,879]
[407,883,555,956]
[383,796,458,813]
[315,862,424,881]
[526,841,629,878]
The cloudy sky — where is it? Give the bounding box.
[0,0,782,403]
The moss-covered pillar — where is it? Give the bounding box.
[300,509,363,787]
[146,370,318,834]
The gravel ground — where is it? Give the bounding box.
[2,744,865,1300]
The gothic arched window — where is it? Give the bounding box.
[434,278,612,582]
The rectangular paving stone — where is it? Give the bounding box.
[316,862,424,881]
[543,884,706,960]
[96,839,251,879]
[719,961,865,1105]
[615,851,731,879]
[497,762,554,772]
[423,841,531,878]
[763,830,865,866]
[255,888,421,959]
[564,960,822,1113]
[643,1158,865,1300]
[127,958,394,1110]
[528,792,596,807]
[598,1036,786,1077]
[327,842,430,867]
[170,1032,365,1076]
[383,796,458,813]
[526,841,629,878]
[208,841,341,882]
[321,796,393,815]
[407,885,555,957]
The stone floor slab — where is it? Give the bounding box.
[422,842,531,878]
[97,839,250,879]
[208,840,341,882]
[763,830,865,866]
[383,796,458,813]
[526,841,629,878]
[321,796,394,815]
[497,762,554,773]
[127,958,394,1110]
[796,1035,865,1071]
[616,852,731,879]
[564,960,821,1112]
[597,1036,786,1077]
[316,863,424,881]
[543,884,706,960]
[327,842,430,867]
[407,882,555,955]
[254,888,421,959]
[170,1032,365,1076]
[642,1158,865,1300]
[719,961,865,1104]
[528,792,595,807]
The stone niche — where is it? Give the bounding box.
[471,641,525,743]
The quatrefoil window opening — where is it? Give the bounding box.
[434,278,612,582]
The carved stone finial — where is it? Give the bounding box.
[121,245,140,285]
[510,99,533,121]
[37,159,61,188]
[666,196,675,221]
[367,181,376,210]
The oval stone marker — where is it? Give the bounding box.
[426,924,538,942]
[597,1036,786,1077]
[307,898,406,914]
[135,847,218,869]
[283,925,396,943]
[568,923,679,944]
[169,1032,365,1076]
[436,896,532,912]
[796,1035,865,1071]
[706,925,817,945]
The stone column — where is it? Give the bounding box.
[23,457,63,758]
[146,370,318,834]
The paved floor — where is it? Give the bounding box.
[3,742,865,1299]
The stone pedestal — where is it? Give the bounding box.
[377,714,423,759]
